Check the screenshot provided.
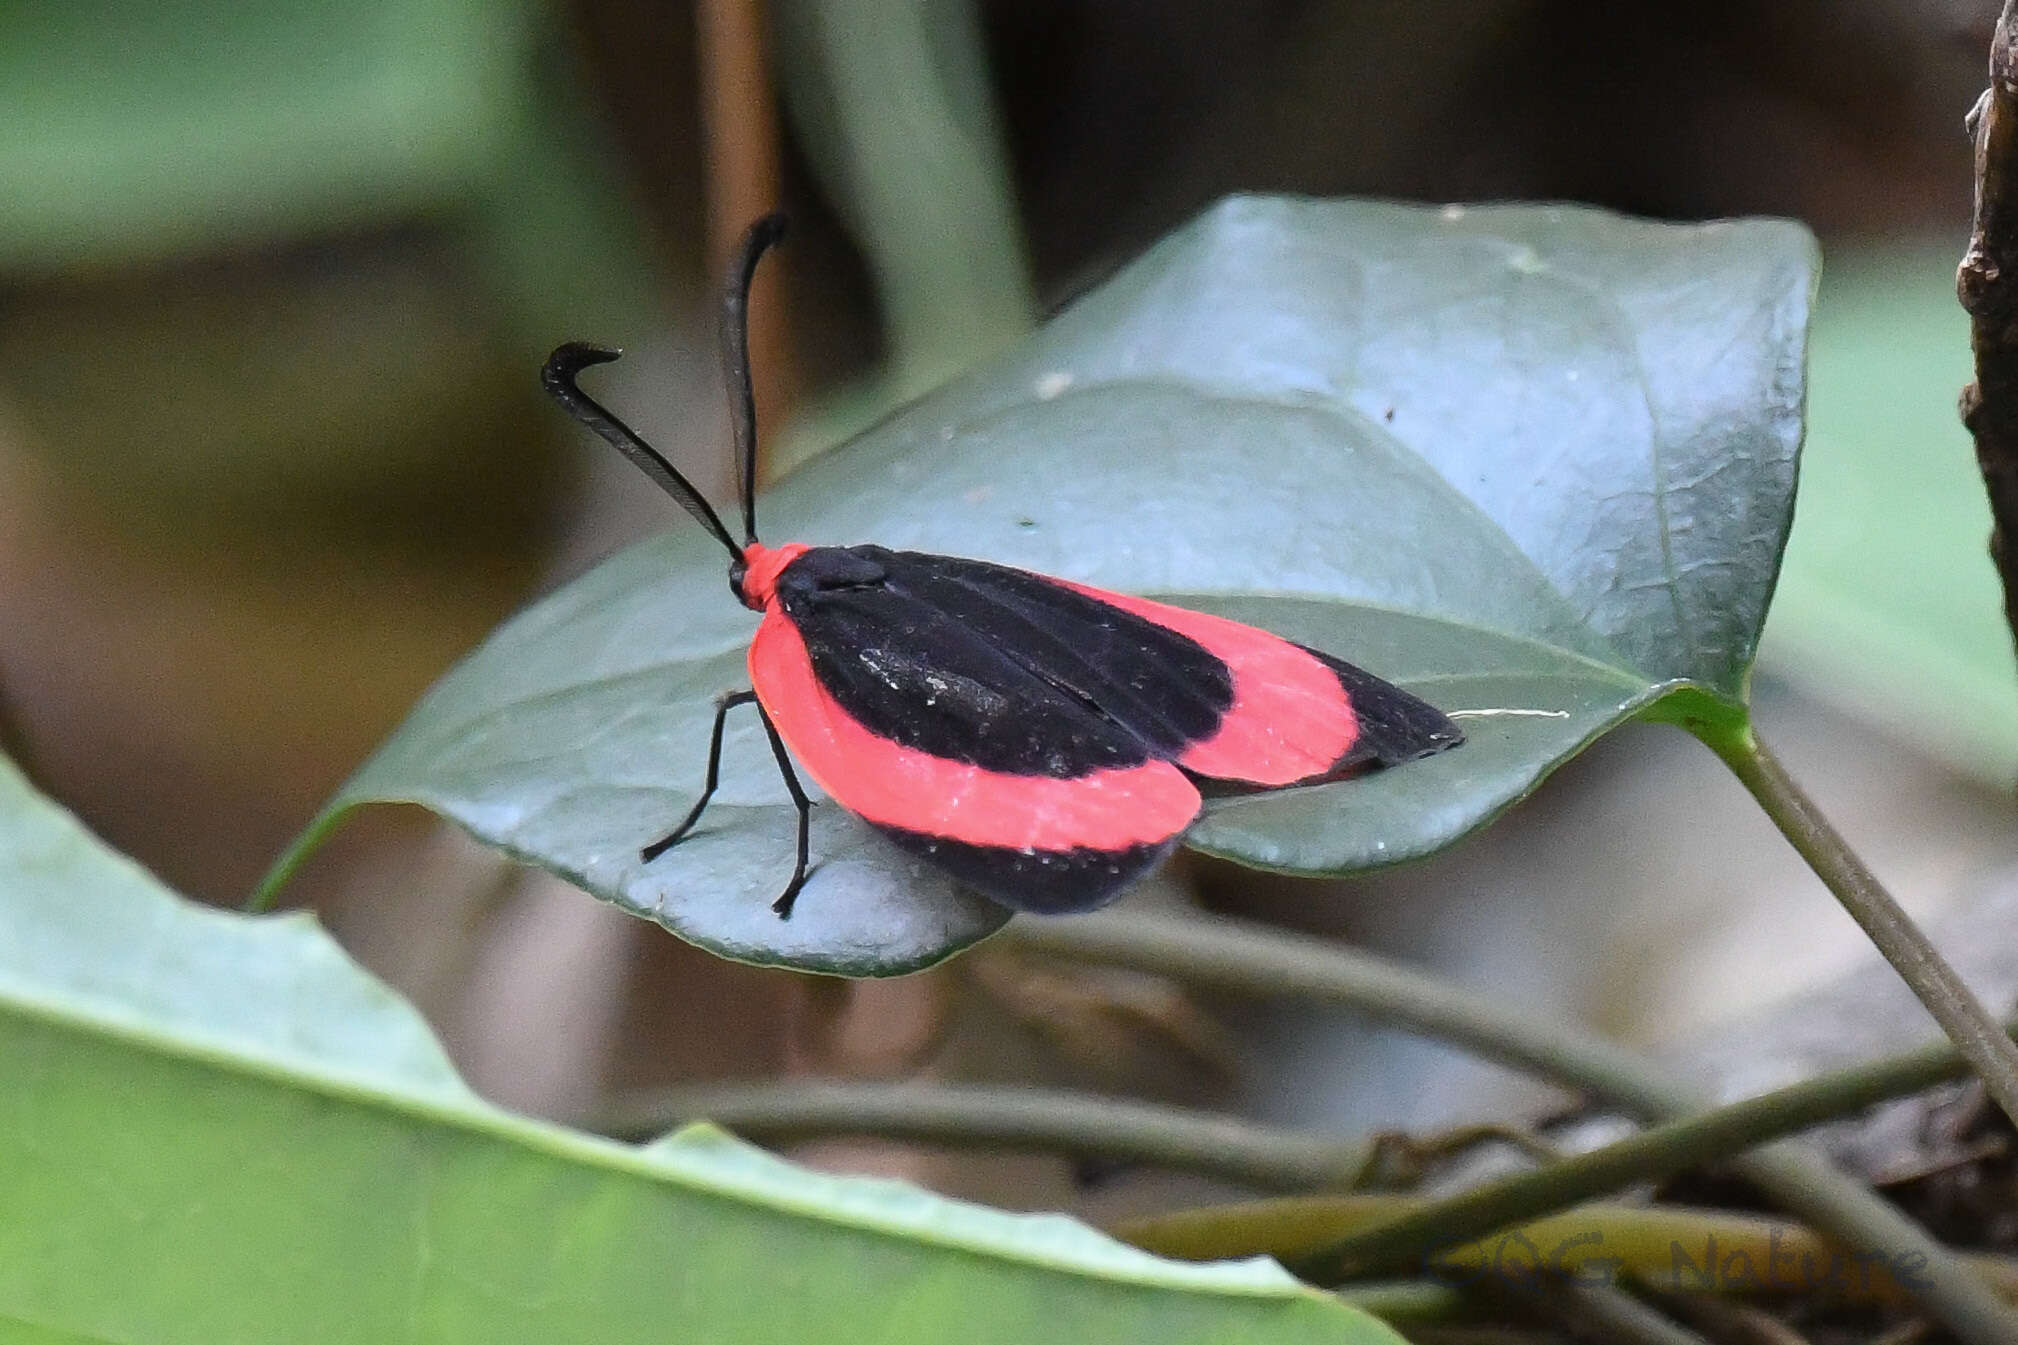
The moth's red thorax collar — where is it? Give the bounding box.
[736,541,809,611]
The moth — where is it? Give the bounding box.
[543,216,1460,918]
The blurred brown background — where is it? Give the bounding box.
[3,0,2014,1214]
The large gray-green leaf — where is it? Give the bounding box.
[0,753,1397,1345]
[262,195,1816,975]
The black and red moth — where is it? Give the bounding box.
[542,215,1461,920]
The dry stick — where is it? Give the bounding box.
[697,0,795,475]
[1705,727,2018,1134]
[1960,0,2018,658]
[998,911,2018,1345]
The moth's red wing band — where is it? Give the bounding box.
[1049,580,1358,786]
[748,609,1203,853]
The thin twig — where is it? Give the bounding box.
[587,1078,1378,1192]
[998,910,2018,1344]
[1549,1281,1712,1345]
[1959,0,2018,659]
[696,0,795,481]
[1654,1294,1819,1345]
[1302,1012,2000,1276]
[999,911,1679,1116]
[1704,727,2018,1132]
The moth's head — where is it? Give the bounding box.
[735,541,809,611]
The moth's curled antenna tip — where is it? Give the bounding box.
[541,342,624,390]
[729,215,790,296]
[539,336,744,562]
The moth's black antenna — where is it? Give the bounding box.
[542,343,745,563]
[723,213,788,546]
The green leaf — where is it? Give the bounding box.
[264,195,1816,974]
[1759,244,2018,784]
[0,753,1398,1345]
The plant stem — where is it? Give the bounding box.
[1332,1280,1466,1323]
[999,911,1676,1116]
[1707,725,2018,1132]
[1550,1281,1713,1345]
[1129,1195,2018,1308]
[589,1079,1378,1192]
[1303,1019,1999,1276]
[998,910,2018,1345]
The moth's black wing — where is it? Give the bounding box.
[766,545,1238,912]
[771,545,1235,777]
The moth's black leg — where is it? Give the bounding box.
[752,702,815,918]
[642,689,759,862]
